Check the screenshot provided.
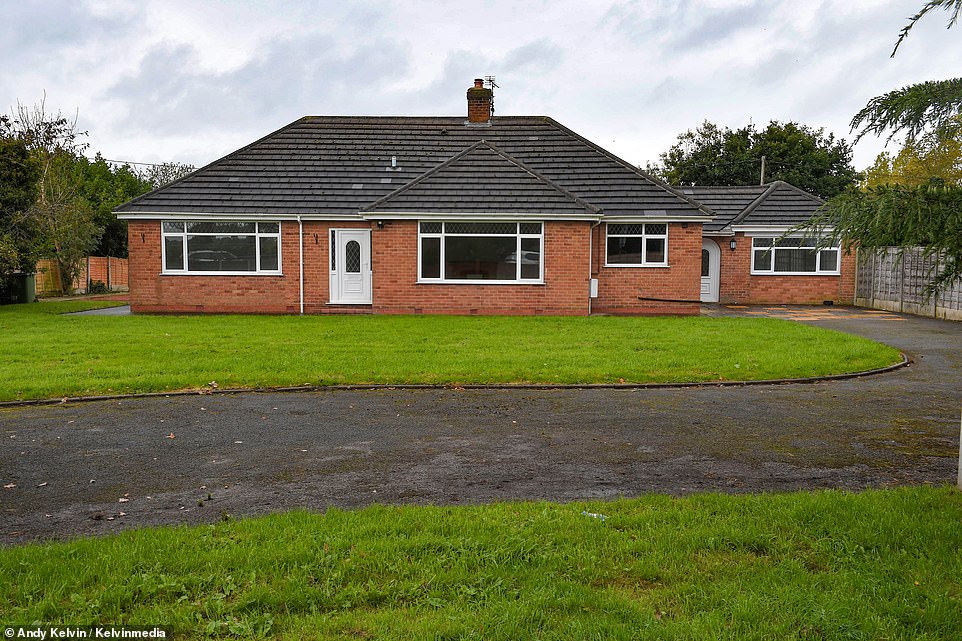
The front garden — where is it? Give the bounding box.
[0,300,901,402]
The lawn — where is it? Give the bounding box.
[0,300,901,401]
[1,486,959,639]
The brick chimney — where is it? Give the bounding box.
[466,78,493,124]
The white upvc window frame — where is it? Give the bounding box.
[417,221,544,284]
[750,235,841,276]
[161,220,283,276]
[604,223,669,267]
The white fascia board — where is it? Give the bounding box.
[115,211,364,221]
[702,230,735,237]
[731,225,835,235]
[359,211,602,221]
[603,216,713,224]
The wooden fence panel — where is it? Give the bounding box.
[33,257,129,296]
[856,247,962,320]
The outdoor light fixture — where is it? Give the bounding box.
[377,220,385,229]
[730,238,737,251]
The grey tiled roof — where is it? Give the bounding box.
[682,181,824,233]
[364,140,599,216]
[115,116,711,219]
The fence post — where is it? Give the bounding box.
[107,256,111,291]
[899,251,904,313]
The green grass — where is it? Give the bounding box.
[0,301,901,401]
[2,487,960,639]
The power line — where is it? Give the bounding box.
[87,156,187,169]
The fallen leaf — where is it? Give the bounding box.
[166,432,176,439]
[37,482,47,488]
[3,483,15,489]
[118,497,129,503]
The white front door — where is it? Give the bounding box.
[700,239,720,303]
[330,229,372,304]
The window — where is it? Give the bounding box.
[605,223,668,266]
[162,221,281,274]
[751,237,840,275]
[418,222,543,283]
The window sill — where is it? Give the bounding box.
[417,279,545,285]
[603,263,670,268]
[161,271,284,277]
[750,271,840,277]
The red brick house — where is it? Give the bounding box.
[115,80,851,315]
[686,183,855,305]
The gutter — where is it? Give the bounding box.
[297,216,304,315]
[588,220,602,315]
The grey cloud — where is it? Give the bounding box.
[0,1,139,53]
[503,39,564,73]
[599,0,660,42]
[669,1,767,52]
[106,33,412,134]
[598,0,767,48]
[748,49,802,87]
[399,50,495,115]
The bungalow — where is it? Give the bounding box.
[686,183,855,305]
[115,79,853,315]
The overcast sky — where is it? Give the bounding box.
[4,0,960,174]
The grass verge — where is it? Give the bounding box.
[1,486,960,639]
[0,301,901,401]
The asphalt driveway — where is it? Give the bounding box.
[1,306,959,544]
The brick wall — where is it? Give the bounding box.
[592,223,702,315]
[127,219,724,316]
[127,220,372,314]
[715,233,857,305]
[371,220,590,315]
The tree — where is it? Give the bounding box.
[651,120,858,199]
[0,127,41,286]
[77,155,153,258]
[141,161,195,190]
[808,183,962,292]
[892,0,962,55]
[862,122,962,188]
[7,100,102,294]
[815,0,962,294]
[853,1,962,144]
